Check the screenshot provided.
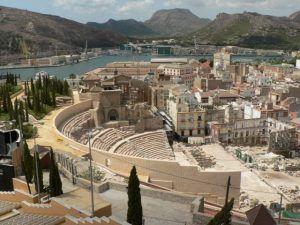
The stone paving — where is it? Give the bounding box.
[99,189,193,225]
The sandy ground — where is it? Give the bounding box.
[27,90,85,157]
[201,144,288,208]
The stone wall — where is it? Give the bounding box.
[100,181,196,204]
[55,99,93,130]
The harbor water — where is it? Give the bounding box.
[0,54,283,80]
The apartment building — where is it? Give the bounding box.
[211,117,297,157]
[150,84,180,111]
[196,89,240,104]
[163,63,193,76]
[213,51,232,71]
[263,64,294,80]
[228,63,249,84]
[244,101,289,122]
[167,87,206,137]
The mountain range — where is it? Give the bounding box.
[189,11,300,49]
[0,6,125,55]
[87,8,211,38]
[87,9,300,49]
[1,5,300,55]
[87,19,156,38]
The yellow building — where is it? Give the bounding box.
[167,86,206,137]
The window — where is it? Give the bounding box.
[198,129,201,135]
[190,130,193,136]
[181,130,185,136]
[198,115,202,121]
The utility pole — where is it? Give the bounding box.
[225,176,231,205]
[88,130,95,217]
[278,193,283,224]
[18,114,24,161]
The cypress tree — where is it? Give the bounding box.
[23,140,34,183]
[52,91,56,108]
[33,150,44,193]
[127,166,143,225]
[49,149,63,197]
[19,101,25,123]
[25,101,29,122]
[24,81,28,96]
[208,198,234,225]
[13,98,18,121]
[30,78,35,94]
[63,80,69,96]
[7,95,13,120]
[2,87,7,112]
[14,75,17,86]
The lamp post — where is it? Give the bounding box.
[88,129,95,217]
[74,126,99,217]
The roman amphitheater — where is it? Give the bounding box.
[54,76,241,204]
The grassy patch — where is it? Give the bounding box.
[29,105,55,120]
[0,112,10,121]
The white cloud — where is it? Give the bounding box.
[53,0,116,11]
[118,0,154,13]
[164,0,300,10]
[51,0,300,22]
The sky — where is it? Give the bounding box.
[0,0,300,23]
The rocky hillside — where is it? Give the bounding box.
[0,6,125,55]
[189,12,300,49]
[144,8,211,37]
[87,19,156,37]
[88,8,211,38]
[289,11,300,23]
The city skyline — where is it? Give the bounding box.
[1,0,300,23]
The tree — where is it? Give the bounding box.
[208,198,234,225]
[48,149,63,197]
[25,102,29,122]
[51,91,56,108]
[127,166,143,225]
[33,150,43,193]
[23,140,34,183]
[7,95,13,120]
[199,58,207,63]
[63,80,70,96]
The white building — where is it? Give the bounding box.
[167,86,206,137]
[162,64,193,76]
[296,59,300,70]
[35,71,49,81]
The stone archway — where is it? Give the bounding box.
[107,109,119,121]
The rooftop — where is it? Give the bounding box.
[151,58,188,64]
